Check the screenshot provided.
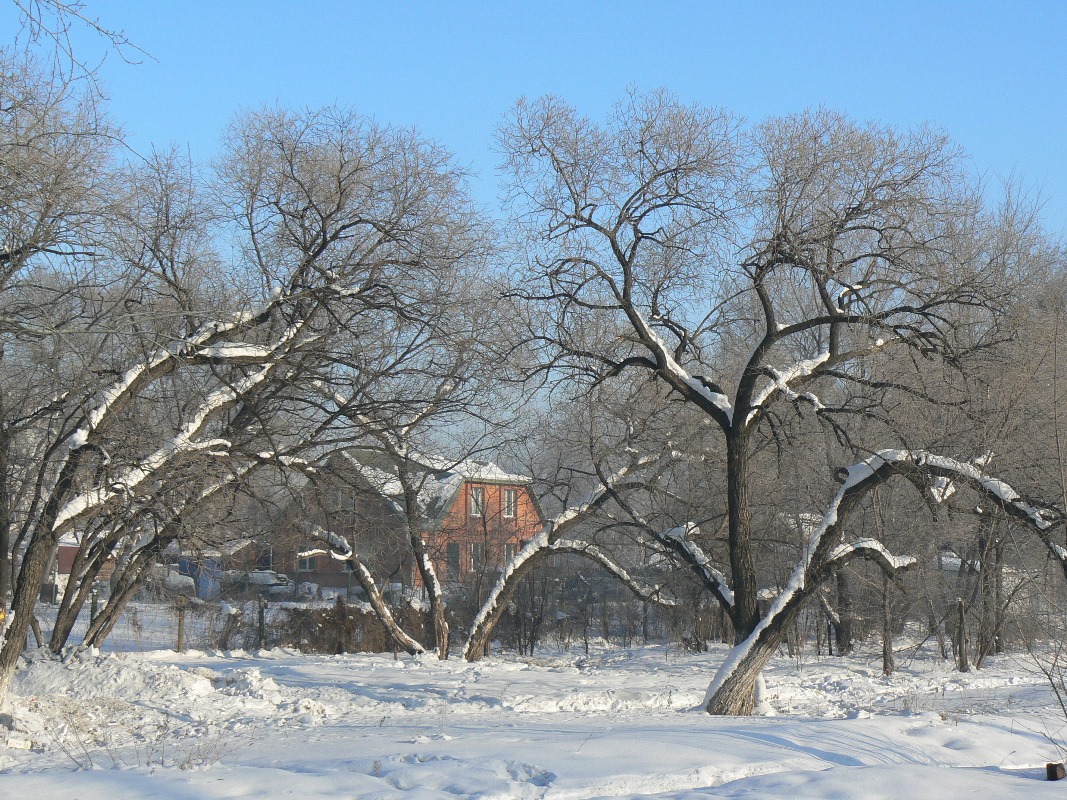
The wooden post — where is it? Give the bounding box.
[1047,762,1065,781]
[956,598,970,673]
[257,598,266,650]
[175,597,186,653]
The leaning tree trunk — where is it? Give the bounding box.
[401,483,448,658]
[413,544,448,659]
[466,541,550,661]
[0,527,59,695]
[83,535,173,647]
[348,555,425,656]
[705,609,798,715]
[50,529,122,651]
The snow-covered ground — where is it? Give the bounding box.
[3,639,1067,798]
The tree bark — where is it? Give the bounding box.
[348,555,425,656]
[882,574,894,676]
[956,598,970,673]
[0,423,11,610]
[725,433,759,641]
[835,568,853,656]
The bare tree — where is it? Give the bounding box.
[0,94,488,697]
[499,91,1047,713]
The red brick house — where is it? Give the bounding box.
[419,463,543,585]
[270,453,544,593]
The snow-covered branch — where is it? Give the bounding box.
[546,541,675,607]
[301,523,425,656]
[629,306,733,426]
[657,523,733,608]
[826,538,916,576]
[705,447,1067,714]
[464,452,675,660]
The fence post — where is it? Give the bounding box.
[89,587,98,627]
[175,596,187,653]
[258,597,266,650]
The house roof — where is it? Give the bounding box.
[339,449,533,532]
[164,538,256,560]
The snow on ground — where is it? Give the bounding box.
[2,639,1067,798]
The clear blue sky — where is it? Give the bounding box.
[5,1,1066,235]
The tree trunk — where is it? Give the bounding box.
[50,532,120,651]
[835,568,853,656]
[0,532,56,694]
[956,598,970,673]
[705,588,815,715]
[882,574,894,676]
[705,621,791,715]
[402,482,448,659]
[466,544,547,661]
[0,423,11,611]
[348,555,424,656]
[725,433,759,641]
[83,536,175,647]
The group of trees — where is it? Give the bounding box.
[0,42,1064,716]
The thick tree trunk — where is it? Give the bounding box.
[0,423,11,610]
[725,433,759,641]
[882,574,894,676]
[401,481,448,659]
[465,544,545,661]
[835,568,853,656]
[411,545,448,659]
[705,617,792,715]
[0,529,58,695]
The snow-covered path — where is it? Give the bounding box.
[2,644,1065,798]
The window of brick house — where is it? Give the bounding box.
[469,486,485,517]
[503,488,517,518]
[447,542,461,579]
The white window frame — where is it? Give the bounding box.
[503,488,517,518]
[469,485,485,517]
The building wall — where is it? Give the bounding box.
[427,482,543,584]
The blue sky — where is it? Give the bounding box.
[5,1,1066,234]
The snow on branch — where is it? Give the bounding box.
[747,352,830,423]
[546,541,675,606]
[843,450,1066,538]
[826,538,916,575]
[53,341,300,533]
[660,523,734,608]
[464,452,674,659]
[301,523,425,655]
[742,339,898,430]
[67,297,308,452]
[629,306,733,424]
[303,524,354,560]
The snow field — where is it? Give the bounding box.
[2,643,1067,798]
